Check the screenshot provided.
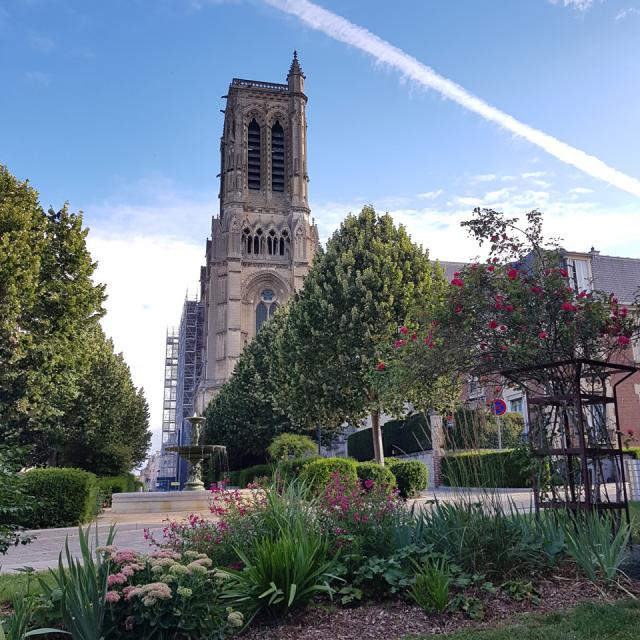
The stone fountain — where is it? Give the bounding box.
[166,413,227,491]
[111,413,228,514]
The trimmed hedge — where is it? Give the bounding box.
[347,413,431,461]
[386,459,428,498]
[356,462,396,491]
[299,457,358,493]
[276,455,321,482]
[440,449,531,489]
[22,468,99,529]
[234,464,271,488]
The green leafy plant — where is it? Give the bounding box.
[408,557,451,614]
[564,512,631,582]
[39,525,116,640]
[501,579,540,604]
[448,593,484,620]
[220,528,338,622]
[0,591,67,640]
[0,448,34,555]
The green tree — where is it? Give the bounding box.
[204,308,303,469]
[60,328,151,475]
[267,433,316,460]
[0,167,107,464]
[274,206,447,464]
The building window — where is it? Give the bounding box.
[566,258,591,293]
[509,397,523,414]
[271,121,285,192]
[256,289,278,332]
[247,119,261,190]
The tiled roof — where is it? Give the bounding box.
[439,260,467,281]
[591,254,640,305]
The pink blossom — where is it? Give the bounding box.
[487,265,496,272]
[107,573,127,587]
[105,591,121,603]
[399,326,409,335]
[617,336,631,346]
[450,277,464,288]
[538,331,548,339]
[488,319,498,330]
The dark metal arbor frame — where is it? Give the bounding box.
[501,358,637,525]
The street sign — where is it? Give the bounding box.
[493,398,507,416]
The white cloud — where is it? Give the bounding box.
[24,70,51,85]
[568,187,594,194]
[521,171,548,179]
[88,232,204,452]
[28,33,55,52]
[264,0,640,197]
[615,7,640,20]
[417,189,443,199]
[548,0,595,10]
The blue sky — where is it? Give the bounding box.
[2,0,640,449]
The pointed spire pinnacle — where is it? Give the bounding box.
[288,50,305,79]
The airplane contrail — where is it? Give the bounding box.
[265,0,640,198]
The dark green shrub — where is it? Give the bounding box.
[356,462,396,490]
[276,455,321,482]
[22,468,98,528]
[347,413,431,461]
[299,458,358,493]
[386,459,428,498]
[237,464,271,488]
[440,449,531,488]
[267,434,317,460]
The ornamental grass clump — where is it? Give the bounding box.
[219,526,338,623]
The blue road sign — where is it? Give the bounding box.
[493,398,507,416]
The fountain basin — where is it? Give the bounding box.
[111,491,213,514]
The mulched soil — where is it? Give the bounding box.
[241,571,640,640]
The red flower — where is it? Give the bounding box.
[578,290,588,299]
[487,265,496,272]
[454,271,460,277]
[410,332,417,340]
[454,304,463,314]
[399,326,409,335]
[507,268,518,280]
[562,302,576,312]
[617,336,631,346]
[376,362,386,371]
[530,286,543,294]
[500,344,508,351]
[494,302,503,311]
[620,307,628,317]
[505,304,514,312]
[559,268,568,278]
[488,319,498,329]
[450,277,464,288]
[491,235,499,242]
[538,331,548,339]
[393,339,407,348]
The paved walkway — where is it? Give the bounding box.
[1,488,537,573]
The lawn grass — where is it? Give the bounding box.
[409,600,640,640]
[0,570,55,605]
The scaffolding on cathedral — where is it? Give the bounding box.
[156,328,180,491]
[176,297,205,487]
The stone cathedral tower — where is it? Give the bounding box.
[196,53,319,411]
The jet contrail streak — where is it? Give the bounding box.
[265,0,640,198]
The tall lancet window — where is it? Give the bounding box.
[256,289,277,333]
[271,121,285,192]
[247,119,261,190]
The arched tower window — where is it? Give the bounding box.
[247,119,261,190]
[256,289,278,332]
[267,229,276,255]
[280,230,289,256]
[243,228,251,255]
[271,121,285,192]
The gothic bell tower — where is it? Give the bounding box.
[197,53,319,411]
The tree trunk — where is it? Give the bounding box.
[371,408,385,465]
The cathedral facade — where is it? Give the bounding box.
[196,54,319,412]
